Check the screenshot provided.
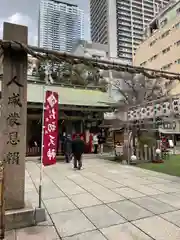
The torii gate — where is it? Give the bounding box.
[0,21,180,235]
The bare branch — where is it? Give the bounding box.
[112,71,174,110]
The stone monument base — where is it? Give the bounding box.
[5,202,46,230]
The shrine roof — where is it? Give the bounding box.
[27,83,116,108]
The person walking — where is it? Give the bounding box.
[93,133,98,154]
[61,132,66,155]
[98,132,105,155]
[72,135,85,170]
[63,134,72,163]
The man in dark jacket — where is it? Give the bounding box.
[72,135,85,170]
[63,134,72,163]
[61,132,66,155]
[98,132,105,155]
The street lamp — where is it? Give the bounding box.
[131,155,137,165]
[155,148,161,155]
[153,148,163,163]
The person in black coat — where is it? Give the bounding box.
[61,132,66,155]
[98,132,105,155]
[72,135,85,170]
[63,134,72,163]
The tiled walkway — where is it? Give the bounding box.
[6,156,180,239]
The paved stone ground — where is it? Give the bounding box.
[6,156,180,239]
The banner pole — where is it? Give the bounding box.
[0,160,5,239]
[39,85,45,208]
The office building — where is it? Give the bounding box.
[134,0,180,94]
[38,0,84,52]
[133,1,180,94]
[134,0,180,70]
[90,0,170,63]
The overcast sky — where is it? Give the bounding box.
[0,0,90,45]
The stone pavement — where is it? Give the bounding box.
[5,156,180,239]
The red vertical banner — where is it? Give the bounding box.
[42,90,59,166]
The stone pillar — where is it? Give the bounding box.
[2,22,27,210]
[144,144,148,161]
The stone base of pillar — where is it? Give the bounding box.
[26,155,66,162]
[5,202,46,231]
[130,162,137,165]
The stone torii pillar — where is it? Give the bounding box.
[2,22,27,210]
[0,22,45,231]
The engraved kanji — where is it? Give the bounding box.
[8,93,22,107]
[6,152,20,164]
[7,112,21,127]
[7,76,23,87]
[7,132,20,145]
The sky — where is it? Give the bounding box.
[0,0,90,45]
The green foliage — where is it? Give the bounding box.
[138,132,156,148]
[38,69,45,81]
[138,154,180,177]
[99,79,108,92]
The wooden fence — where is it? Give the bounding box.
[123,143,156,163]
[26,147,40,156]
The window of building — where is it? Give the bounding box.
[162,46,171,54]
[160,18,168,28]
[140,61,147,66]
[149,20,158,36]
[175,40,180,46]
[176,8,180,15]
[153,54,158,60]
[161,63,172,70]
[174,22,180,29]
[149,54,158,62]
[175,59,180,64]
[161,30,170,38]
[149,39,156,47]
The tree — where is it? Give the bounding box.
[58,63,108,89]
[113,72,173,105]
[112,72,174,155]
[28,58,108,90]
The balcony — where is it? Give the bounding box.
[119,31,132,37]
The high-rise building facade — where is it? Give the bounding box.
[38,0,84,52]
[90,0,170,63]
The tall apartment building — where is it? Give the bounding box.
[38,0,84,52]
[90,0,170,63]
[134,0,180,94]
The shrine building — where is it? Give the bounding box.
[0,75,116,155]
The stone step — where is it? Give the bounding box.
[26,154,99,162]
[5,202,46,231]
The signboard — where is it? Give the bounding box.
[42,91,58,166]
[159,119,180,134]
[116,145,123,156]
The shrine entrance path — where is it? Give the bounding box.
[6,156,180,239]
